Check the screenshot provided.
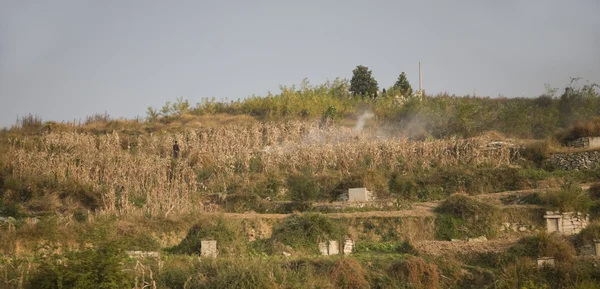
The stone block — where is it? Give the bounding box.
[348,188,370,202]
[319,242,328,255]
[537,257,555,268]
[328,241,339,255]
[200,240,217,258]
[126,251,160,259]
[343,239,354,255]
[468,236,487,242]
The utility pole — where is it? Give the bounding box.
[418,62,423,92]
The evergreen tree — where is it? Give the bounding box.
[394,72,413,97]
[350,65,379,98]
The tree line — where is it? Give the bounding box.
[349,65,413,98]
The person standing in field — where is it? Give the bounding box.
[173,141,180,158]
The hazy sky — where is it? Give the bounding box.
[1,0,599,127]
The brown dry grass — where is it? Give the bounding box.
[558,116,600,143]
[390,256,439,289]
[330,258,370,289]
[7,120,516,216]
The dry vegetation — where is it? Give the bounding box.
[2,80,600,288]
[5,120,518,217]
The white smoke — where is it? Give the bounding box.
[354,111,374,131]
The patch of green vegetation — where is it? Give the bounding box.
[501,192,544,205]
[27,242,133,289]
[544,181,591,213]
[574,222,600,249]
[435,194,500,240]
[26,219,133,289]
[389,166,529,203]
[270,213,347,253]
[353,240,417,255]
[166,215,245,256]
[508,232,576,262]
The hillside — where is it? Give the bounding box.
[2,81,600,288]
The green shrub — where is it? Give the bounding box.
[271,213,346,253]
[508,232,576,262]
[167,216,245,255]
[589,182,600,200]
[388,173,420,201]
[253,174,281,200]
[544,181,591,213]
[574,222,600,248]
[495,257,546,289]
[520,140,553,167]
[27,242,132,289]
[183,258,280,289]
[557,117,600,144]
[222,193,272,213]
[435,194,500,240]
[388,256,439,289]
[157,256,200,289]
[353,241,417,255]
[330,258,370,289]
[286,168,319,209]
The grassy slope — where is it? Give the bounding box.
[2,82,600,288]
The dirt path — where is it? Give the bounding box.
[202,202,438,220]
[200,187,560,256]
[203,185,575,220]
[414,238,518,256]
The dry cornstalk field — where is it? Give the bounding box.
[7,120,518,216]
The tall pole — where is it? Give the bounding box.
[419,62,422,91]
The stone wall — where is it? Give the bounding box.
[543,151,600,170]
[568,137,600,149]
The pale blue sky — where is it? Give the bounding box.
[1,0,599,127]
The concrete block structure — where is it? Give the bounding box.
[319,242,329,255]
[319,240,345,255]
[544,211,589,235]
[537,257,555,268]
[348,188,372,202]
[126,251,160,259]
[200,240,218,258]
[569,137,600,149]
[328,241,339,255]
[343,239,354,255]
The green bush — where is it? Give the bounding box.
[557,117,600,143]
[520,140,553,168]
[181,258,280,289]
[508,232,576,262]
[388,256,439,289]
[544,181,591,213]
[388,173,420,201]
[271,213,346,253]
[330,258,370,289]
[167,216,245,255]
[157,256,200,289]
[435,194,500,240]
[222,193,272,213]
[286,168,319,209]
[495,258,547,289]
[353,241,417,255]
[27,242,132,289]
[574,222,600,248]
[253,174,281,200]
[589,182,600,200]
